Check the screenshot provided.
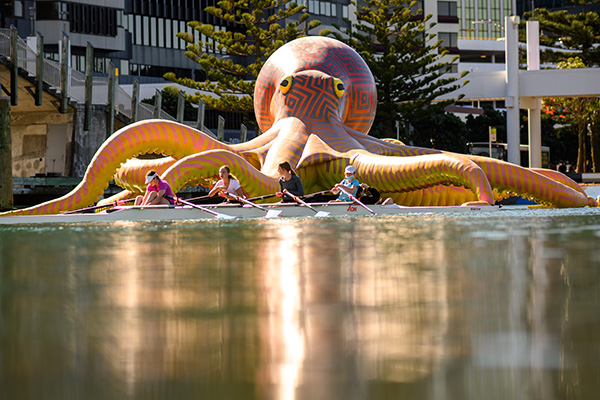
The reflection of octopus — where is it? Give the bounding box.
[2,36,595,216]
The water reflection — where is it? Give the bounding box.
[1,210,600,399]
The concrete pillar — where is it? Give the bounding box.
[217,115,225,142]
[240,123,247,143]
[196,98,205,132]
[84,42,93,131]
[153,89,162,119]
[527,20,542,168]
[131,79,139,123]
[177,91,185,123]
[10,26,18,106]
[505,15,520,165]
[60,32,69,114]
[36,33,44,106]
[107,63,116,138]
[0,98,13,210]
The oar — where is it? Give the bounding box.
[247,193,278,202]
[186,194,212,203]
[220,193,282,218]
[247,190,332,203]
[302,190,333,199]
[166,195,236,220]
[337,187,377,216]
[283,189,330,217]
[61,198,136,215]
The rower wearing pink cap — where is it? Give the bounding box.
[135,170,175,206]
[331,165,360,202]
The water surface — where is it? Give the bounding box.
[2,206,600,400]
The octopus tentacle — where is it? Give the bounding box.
[1,120,243,216]
[351,152,495,205]
[163,149,279,197]
[467,156,592,207]
[530,167,588,196]
[97,190,139,207]
[295,135,494,205]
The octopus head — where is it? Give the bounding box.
[254,36,377,135]
[269,70,347,124]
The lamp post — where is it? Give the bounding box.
[28,7,36,36]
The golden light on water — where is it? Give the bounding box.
[258,220,305,400]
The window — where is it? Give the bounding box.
[14,1,23,18]
[135,15,142,45]
[158,18,164,47]
[166,20,172,48]
[438,1,457,17]
[143,16,150,46]
[150,17,157,46]
[438,32,457,48]
[121,59,129,75]
[342,5,348,19]
[173,20,180,49]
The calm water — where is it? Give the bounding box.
[2,204,600,400]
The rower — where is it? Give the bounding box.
[331,165,359,202]
[275,161,304,202]
[208,165,249,203]
[135,170,174,206]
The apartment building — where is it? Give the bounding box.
[2,1,583,96]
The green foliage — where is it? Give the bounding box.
[542,57,600,172]
[526,3,600,66]
[465,105,507,143]
[411,111,469,153]
[330,0,467,139]
[164,0,323,114]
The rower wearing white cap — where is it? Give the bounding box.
[135,170,175,206]
[331,165,360,202]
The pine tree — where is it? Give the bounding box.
[543,57,600,172]
[164,0,322,114]
[330,0,467,139]
[529,1,600,66]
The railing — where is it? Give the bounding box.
[0,27,177,122]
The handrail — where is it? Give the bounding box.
[0,28,178,122]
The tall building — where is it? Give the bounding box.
[1,1,589,101]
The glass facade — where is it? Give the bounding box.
[458,0,512,39]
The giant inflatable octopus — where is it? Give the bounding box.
[1,36,596,216]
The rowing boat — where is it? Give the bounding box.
[0,202,501,225]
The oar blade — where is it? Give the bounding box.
[265,209,282,219]
[314,211,330,218]
[216,213,237,220]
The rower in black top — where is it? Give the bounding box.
[275,161,304,203]
[356,183,381,205]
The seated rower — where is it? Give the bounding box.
[208,165,249,202]
[357,183,380,205]
[331,165,359,202]
[135,170,174,206]
[276,161,304,202]
[357,183,394,205]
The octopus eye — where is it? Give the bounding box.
[334,78,345,98]
[279,75,293,94]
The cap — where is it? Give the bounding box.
[345,165,355,174]
[145,171,158,184]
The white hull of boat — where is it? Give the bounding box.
[0,202,500,225]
